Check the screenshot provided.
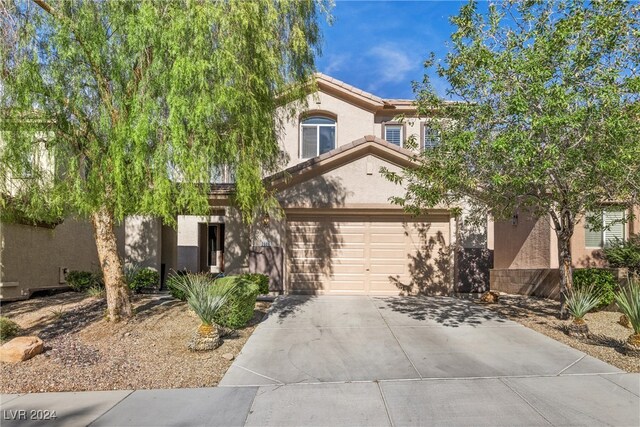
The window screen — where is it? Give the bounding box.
[385,125,402,146]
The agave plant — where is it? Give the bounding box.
[614,278,640,348]
[563,284,601,338]
[168,272,237,351]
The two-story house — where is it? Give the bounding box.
[1,73,492,300]
[172,73,492,295]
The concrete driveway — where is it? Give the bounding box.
[3,295,638,426]
[217,295,640,426]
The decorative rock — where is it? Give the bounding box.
[624,334,640,356]
[222,353,234,361]
[0,336,44,363]
[566,319,590,338]
[619,314,631,329]
[479,291,500,304]
[188,326,221,352]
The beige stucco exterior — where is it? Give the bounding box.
[1,73,491,300]
[491,206,640,298]
[0,219,100,300]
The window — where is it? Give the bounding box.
[585,209,625,248]
[423,125,440,149]
[384,124,403,146]
[300,116,336,159]
[210,164,235,183]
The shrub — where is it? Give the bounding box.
[212,276,260,329]
[128,268,159,293]
[167,271,190,300]
[603,233,640,275]
[86,285,105,298]
[66,270,103,292]
[167,272,236,326]
[564,284,601,321]
[615,278,640,335]
[573,268,618,310]
[0,317,20,341]
[241,273,270,294]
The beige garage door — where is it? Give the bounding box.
[286,214,451,295]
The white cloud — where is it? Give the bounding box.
[365,43,419,92]
[321,53,350,75]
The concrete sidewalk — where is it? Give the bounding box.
[1,296,639,426]
[2,373,639,426]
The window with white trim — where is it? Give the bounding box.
[423,125,440,149]
[585,209,626,248]
[384,124,403,147]
[300,116,336,159]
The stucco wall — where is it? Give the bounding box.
[124,216,162,271]
[176,210,250,275]
[277,154,406,208]
[176,214,224,273]
[161,224,177,280]
[279,91,376,168]
[493,214,554,269]
[0,219,101,300]
[373,114,430,150]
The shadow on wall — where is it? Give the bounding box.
[278,176,350,294]
[456,248,493,293]
[575,251,606,268]
[388,224,452,296]
[124,217,160,271]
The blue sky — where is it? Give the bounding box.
[316,1,469,100]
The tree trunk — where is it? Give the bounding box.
[91,206,132,321]
[557,233,573,319]
[552,208,575,320]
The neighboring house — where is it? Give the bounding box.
[491,206,640,298]
[0,73,491,300]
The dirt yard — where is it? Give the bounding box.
[481,294,639,373]
[0,292,269,393]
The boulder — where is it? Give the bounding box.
[0,336,44,363]
[479,291,500,304]
[619,314,631,329]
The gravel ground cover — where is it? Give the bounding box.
[0,292,269,393]
[481,294,639,373]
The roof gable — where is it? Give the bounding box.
[267,135,416,191]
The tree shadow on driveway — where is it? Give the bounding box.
[264,295,317,324]
[374,295,509,327]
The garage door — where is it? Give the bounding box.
[286,214,451,295]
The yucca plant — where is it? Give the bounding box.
[168,272,237,351]
[614,278,640,348]
[563,284,601,338]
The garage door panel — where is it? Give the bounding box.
[370,248,406,259]
[370,264,406,275]
[330,281,366,291]
[287,214,450,294]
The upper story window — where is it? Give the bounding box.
[423,125,441,149]
[210,164,235,184]
[301,116,336,159]
[384,124,403,147]
[585,209,626,248]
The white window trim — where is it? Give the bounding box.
[585,209,626,249]
[384,124,404,148]
[300,119,337,159]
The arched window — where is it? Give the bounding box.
[300,116,336,159]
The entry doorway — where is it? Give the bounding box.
[199,223,225,273]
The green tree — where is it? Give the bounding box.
[384,0,640,317]
[0,0,327,320]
